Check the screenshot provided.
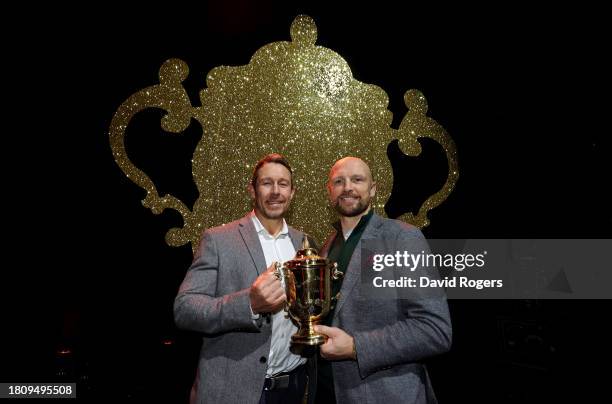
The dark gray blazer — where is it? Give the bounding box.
[321,213,452,404]
[174,213,308,404]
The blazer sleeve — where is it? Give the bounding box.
[174,230,262,334]
[352,228,452,378]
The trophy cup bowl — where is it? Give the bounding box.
[275,238,343,346]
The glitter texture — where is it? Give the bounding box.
[109,15,459,253]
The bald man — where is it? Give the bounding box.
[313,157,452,404]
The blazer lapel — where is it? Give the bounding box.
[332,213,384,318]
[238,214,267,275]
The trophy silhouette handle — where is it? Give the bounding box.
[109,59,199,251]
[393,89,459,229]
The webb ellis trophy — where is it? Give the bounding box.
[275,237,343,346]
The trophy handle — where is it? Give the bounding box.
[328,262,343,311]
[331,262,343,280]
[319,262,340,317]
[274,262,288,311]
[274,262,286,290]
[274,262,297,319]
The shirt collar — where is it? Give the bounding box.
[332,208,374,238]
[250,210,289,238]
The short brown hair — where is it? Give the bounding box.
[250,153,294,188]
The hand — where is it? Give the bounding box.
[249,263,286,314]
[314,325,356,361]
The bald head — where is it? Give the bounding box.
[328,157,374,184]
[327,157,376,217]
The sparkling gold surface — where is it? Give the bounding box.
[109,15,459,253]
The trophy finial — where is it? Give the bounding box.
[296,234,318,259]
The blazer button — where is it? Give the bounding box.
[259,356,267,364]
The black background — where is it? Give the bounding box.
[4,1,611,402]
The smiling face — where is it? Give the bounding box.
[327,157,376,218]
[248,162,295,220]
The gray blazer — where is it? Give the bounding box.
[321,213,452,404]
[174,213,308,404]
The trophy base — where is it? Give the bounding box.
[291,333,328,346]
[291,322,328,346]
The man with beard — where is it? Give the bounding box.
[313,157,452,404]
[174,154,314,404]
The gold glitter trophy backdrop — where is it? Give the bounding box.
[109,15,459,253]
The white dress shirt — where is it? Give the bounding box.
[250,211,306,376]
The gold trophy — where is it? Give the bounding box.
[275,237,343,346]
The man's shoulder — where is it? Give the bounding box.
[376,215,424,239]
[203,216,247,238]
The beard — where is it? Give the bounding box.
[333,194,370,217]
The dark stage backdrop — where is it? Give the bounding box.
[4,1,610,403]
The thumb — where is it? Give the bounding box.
[314,325,337,337]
